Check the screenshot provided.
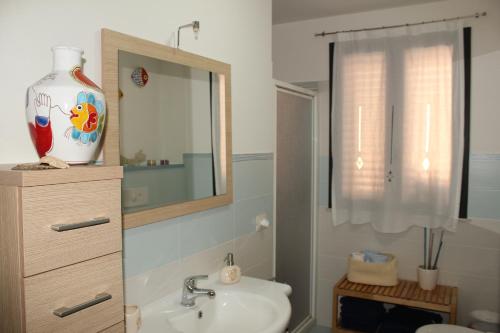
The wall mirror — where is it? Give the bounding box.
[101,29,232,229]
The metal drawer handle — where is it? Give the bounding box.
[51,217,110,232]
[53,293,112,318]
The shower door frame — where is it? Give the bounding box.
[274,80,318,333]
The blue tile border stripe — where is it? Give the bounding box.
[96,152,275,165]
[233,153,274,162]
[471,153,500,161]
[183,153,213,157]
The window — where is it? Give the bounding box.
[329,26,470,232]
[340,51,386,199]
[402,45,454,204]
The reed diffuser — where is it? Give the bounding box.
[418,228,445,290]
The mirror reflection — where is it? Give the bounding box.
[119,51,226,214]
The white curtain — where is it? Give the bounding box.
[331,22,465,233]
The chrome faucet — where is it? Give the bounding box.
[181,275,216,307]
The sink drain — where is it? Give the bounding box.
[198,311,203,319]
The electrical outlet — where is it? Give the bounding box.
[124,187,149,208]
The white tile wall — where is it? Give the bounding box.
[125,227,274,306]
[315,206,500,327]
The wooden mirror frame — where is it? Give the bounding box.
[101,29,233,229]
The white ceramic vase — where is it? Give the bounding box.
[25,46,106,164]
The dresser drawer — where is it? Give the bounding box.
[21,179,121,276]
[24,252,124,333]
[100,321,125,332]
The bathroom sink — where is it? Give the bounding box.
[140,276,292,333]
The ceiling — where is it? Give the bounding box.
[273,0,446,24]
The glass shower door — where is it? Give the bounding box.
[276,88,314,331]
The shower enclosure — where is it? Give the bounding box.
[275,81,317,332]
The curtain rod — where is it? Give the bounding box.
[314,11,486,37]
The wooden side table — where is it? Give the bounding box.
[332,275,458,333]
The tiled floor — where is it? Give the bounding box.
[307,325,331,333]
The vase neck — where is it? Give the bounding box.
[52,46,83,72]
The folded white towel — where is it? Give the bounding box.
[351,250,390,263]
[351,252,365,262]
[363,250,389,263]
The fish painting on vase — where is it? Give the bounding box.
[25,46,106,164]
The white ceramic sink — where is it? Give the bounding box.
[139,276,292,333]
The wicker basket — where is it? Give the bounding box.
[347,254,398,286]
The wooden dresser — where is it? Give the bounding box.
[0,165,125,333]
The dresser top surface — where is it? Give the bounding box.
[0,165,123,187]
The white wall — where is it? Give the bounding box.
[119,53,214,164]
[186,67,213,154]
[119,53,171,161]
[159,61,191,163]
[273,0,500,327]
[273,0,500,154]
[0,0,274,164]
[0,0,275,309]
